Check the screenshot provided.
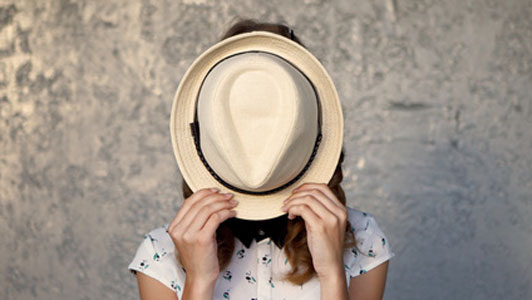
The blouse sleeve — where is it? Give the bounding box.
[345,208,396,278]
[128,224,187,298]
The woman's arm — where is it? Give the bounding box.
[136,272,217,300]
[136,272,178,300]
[348,260,389,300]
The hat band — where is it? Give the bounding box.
[189,50,323,195]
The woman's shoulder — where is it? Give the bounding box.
[345,206,378,229]
[345,205,390,250]
[128,223,178,266]
[143,223,175,255]
[128,223,186,297]
[343,205,396,277]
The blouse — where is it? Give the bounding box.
[128,206,395,299]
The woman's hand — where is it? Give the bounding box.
[167,187,239,286]
[281,182,347,280]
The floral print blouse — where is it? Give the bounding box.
[128,206,395,299]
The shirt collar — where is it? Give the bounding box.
[224,213,289,249]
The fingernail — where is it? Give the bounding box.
[224,192,233,198]
[210,187,219,192]
[229,199,238,205]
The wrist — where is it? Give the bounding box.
[183,276,217,299]
[317,262,345,283]
[319,268,346,285]
[319,267,348,300]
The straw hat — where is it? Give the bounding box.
[169,30,343,220]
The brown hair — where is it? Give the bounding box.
[181,17,359,285]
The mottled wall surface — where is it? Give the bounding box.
[1,0,531,299]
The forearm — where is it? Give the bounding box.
[181,277,216,300]
[319,268,349,300]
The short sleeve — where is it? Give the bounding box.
[128,224,187,298]
[344,207,395,277]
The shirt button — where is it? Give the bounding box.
[258,229,265,236]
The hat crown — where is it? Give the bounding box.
[197,52,318,192]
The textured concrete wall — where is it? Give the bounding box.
[1,0,531,299]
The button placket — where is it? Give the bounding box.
[256,238,273,300]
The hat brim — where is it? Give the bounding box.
[170,31,343,220]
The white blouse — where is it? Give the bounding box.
[128,206,395,299]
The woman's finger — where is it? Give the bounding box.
[169,188,219,231]
[286,204,322,232]
[201,208,237,236]
[177,192,233,234]
[283,193,337,225]
[187,197,238,233]
[293,183,343,208]
[284,188,345,220]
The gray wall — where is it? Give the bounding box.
[1,0,531,299]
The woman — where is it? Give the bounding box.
[128,18,395,300]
